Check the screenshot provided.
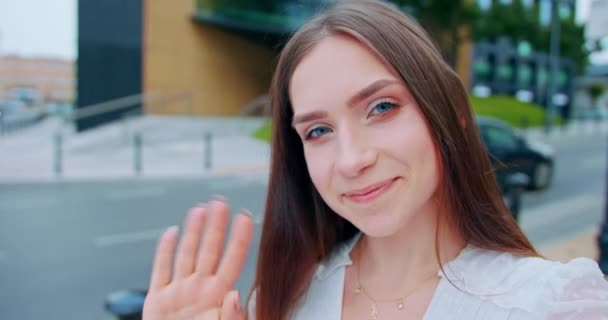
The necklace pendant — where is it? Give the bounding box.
[397,298,405,310]
[371,303,378,320]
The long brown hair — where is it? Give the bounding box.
[253,1,537,319]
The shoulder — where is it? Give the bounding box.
[247,235,361,320]
[444,245,608,317]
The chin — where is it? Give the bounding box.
[351,210,407,238]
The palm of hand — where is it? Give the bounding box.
[142,200,254,320]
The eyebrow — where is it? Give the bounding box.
[291,79,401,127]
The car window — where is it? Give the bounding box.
[483,125,519,150]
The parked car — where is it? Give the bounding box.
[477,116,555,192]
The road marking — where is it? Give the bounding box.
[520,194,603,233]
[94,228,165,248]
[103,186,167,201]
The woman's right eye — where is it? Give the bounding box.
[305,126,331,141]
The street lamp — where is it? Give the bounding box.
[543,0,566,133]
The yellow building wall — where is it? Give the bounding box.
[143,0,275,116]
[455,26,473,91]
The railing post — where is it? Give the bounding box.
[0,111,4,136]
[203,132,212,171]
[53,131,63,177]
[133,132,142,175]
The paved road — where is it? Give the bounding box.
[0,174,268,320]
[0,133,605,320]
[519,133,607,245]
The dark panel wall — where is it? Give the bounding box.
[77,0,142,131]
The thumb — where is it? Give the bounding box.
[220,290,246,320]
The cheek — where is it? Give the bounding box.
[304,147,333,193]
[392,122,441,184]
[413,132,442,191]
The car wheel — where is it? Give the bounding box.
[531,162,553,190]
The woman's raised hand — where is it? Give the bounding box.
[143,199,254,320]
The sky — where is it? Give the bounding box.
[0,0,606,64]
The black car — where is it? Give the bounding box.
[477,116,554,191]
[477,116,555,219]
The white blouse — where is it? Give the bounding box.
[249,233,608,319]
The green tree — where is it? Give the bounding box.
[557,18,589,73]
[198,0,279,14]
[474,0,540,43]
[473,0,589,73]
[395,0,481,66]
[588,84,606,109]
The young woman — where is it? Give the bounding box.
[142,1,608,319]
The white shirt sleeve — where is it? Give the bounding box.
[546,258,608,320]
[247,289,257,320]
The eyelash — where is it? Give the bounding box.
[303,99,400,141]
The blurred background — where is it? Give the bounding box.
[0,0,607,319]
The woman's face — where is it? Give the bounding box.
[290,35,442,237]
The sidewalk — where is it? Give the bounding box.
[523,119,608,146]
[539,226,600,263]
[0,115,272,182]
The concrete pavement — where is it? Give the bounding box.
[0,116,271,182]
[540,226,600,263]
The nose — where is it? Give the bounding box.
[335,126,377,178]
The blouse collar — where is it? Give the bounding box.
[313,232,476,281]
[314,233,362,280]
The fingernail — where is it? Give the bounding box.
[242,209,263,224]
[210,194,227,203]
[166,225,179,235]
[233,291,241,311]
[240,209,253,218]
[196,202,207,208]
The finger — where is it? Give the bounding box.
[217,212,254,287]
[174,206,207,279]
[149,225,179,291]
[196,199,230,275]
[220,290,246,320]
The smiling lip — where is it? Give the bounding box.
[343,178,398,204]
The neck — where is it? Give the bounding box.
[353,200,465,294]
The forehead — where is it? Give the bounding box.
[289,34,398,110]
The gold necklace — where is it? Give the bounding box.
[354,244,440,320]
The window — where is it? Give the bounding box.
[559,4,572,19]
[477,0,492,10]
[483,126,519,150]
[539,0,551,26]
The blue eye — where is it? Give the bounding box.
[305,126,331,140]
[370,101,397,116]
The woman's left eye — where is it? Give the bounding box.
[369,101,398,116]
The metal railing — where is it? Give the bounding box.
[52,91,200,177]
